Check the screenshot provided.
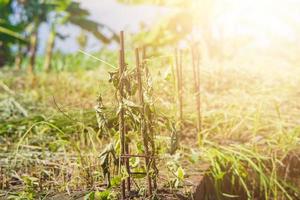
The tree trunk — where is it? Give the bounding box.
[15,44,23,70]
[28,29,38,74]
[0,43,10,67]
[44,29,56,72]
[0,44,6,67]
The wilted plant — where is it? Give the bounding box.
[94,32,159,199]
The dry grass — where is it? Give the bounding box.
[1,54,300,199]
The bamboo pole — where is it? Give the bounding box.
[142,46,149,77]
[191,45,202,142]
[0,167,3,189]
[179,50,183,125]
[119,31,132,195]
[125,141,131,193]
[119,31,126,200]
[175,49,183,134]
[136,48,153,196]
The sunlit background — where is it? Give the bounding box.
[2,0,300,71]
[41,0,166,53]
[51,0,300,54]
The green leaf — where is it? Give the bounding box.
[0,26,25,41]
[176,166,185,181]
[110,176,122,187]
[95,190,111,200]
[131,168,147,179]
[84,191,95,200]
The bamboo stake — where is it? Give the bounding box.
[119,31,126,199]
[120,31,132,195]
[136,48,153,196]
[0,167,3,189]
[125,143,131,192]
[142,46,149,77]
[179,50,183,125]
[175,49,183,134]
[191,45,202,142]
[142,46,146,66]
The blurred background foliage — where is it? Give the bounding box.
[0,0,119,71]
[1,0,300,72]
[0,0,220,71]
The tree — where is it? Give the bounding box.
[43,1,119,71]
[14,0,119,72]
[16,0,55,73]
[0,0,26,67]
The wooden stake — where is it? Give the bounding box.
[0,167,3,189]
[175,49,183,133]
[125,141,131,193]
[120,31,131,196]
[119,31,126,200]
[191,45,202,142]
[179,50,183,125]
[136,48,153,196]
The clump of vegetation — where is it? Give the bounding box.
[1,41,300,199]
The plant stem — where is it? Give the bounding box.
[141,47,158,190]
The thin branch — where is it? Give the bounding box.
[78,49,117,69]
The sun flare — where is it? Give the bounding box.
[191,0,300,47]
